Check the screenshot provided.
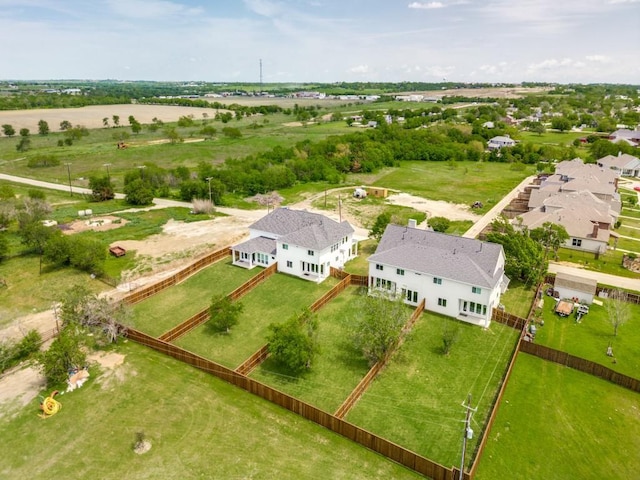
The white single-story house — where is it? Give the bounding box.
[232,208,357,283]
[553,272,597,304]
[487,135,516,150]
[367,223,509,327]
[597,153,640,178]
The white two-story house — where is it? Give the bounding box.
[367,223,509,327]
[232,208,357,283]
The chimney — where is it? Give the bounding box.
[408,219,417,229]
[592,222,599,238]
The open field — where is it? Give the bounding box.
[346,313,520,469]
[498,280,537,318]
[0,342,423,480]
[129,259,260,337]
[535,295,640,379]
[474,353,640,480]
[175,274,338,369]
[555,248,639,279]
[251,286,372,413]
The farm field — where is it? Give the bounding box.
[535,295,640,379]
[474,353,640,480]
[129,259,260,337]
[0,342,423,480]
[346,313,520,469]
[251,286,373,414]
[174,274,338,369]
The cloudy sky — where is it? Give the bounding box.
[1,0,639,83]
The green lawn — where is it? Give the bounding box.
[0,255,108,326]
[534,295,640,379]
[0,342,423,480]
[251,286,371,413]
[498,280,537,319]
[517,130,585,146]
[175,274,338,369]
[620,208,640,219]
[371,161,532,212]
[474,353,640,480]
[343,238,377,275]
[554,248,640,279]
[129,259,259,337]
[346,313,520,469]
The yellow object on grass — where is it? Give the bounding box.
[39,391,62,419]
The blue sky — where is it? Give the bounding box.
[0,0,638,83]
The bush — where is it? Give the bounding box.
[27,155,61,168]
[192,199,215,214]
[0,330,42,373]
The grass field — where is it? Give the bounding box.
[129,259,260,337]
[517,130,585,146]
[174,274,338,369]
[251,286,372,413]
[474,353,640,480]
[555,248,640,279]
[346,313,520,469]
[0,341,424,480]
[534,295,640,379]
[371,161,532,211]
[498,280,537,318]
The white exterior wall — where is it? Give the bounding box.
[554,286,594,305]
[564,237,607,254]
[367,262,497,327]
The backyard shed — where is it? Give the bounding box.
[553,272,597,304]
[366,187,388,198]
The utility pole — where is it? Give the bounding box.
[205,177,213,204]
[64,162,73,197]
[338,194,342,223]
[103,163,112,183]
[459,393,477,480]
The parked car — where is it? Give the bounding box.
[634,186,640,192]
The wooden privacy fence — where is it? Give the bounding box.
[122,246,231,305]
[124,326,463,480]
[310,275,352,312]
[491,309,527,330]
[235,345,269,376]
[519,341,640,393]
[157,263,277,343]
[335,299,426,419]
[329,267,368,287]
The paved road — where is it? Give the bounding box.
[548,262,640,291]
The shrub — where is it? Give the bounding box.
[27,155,61,168]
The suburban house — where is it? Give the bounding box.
[231,208,357,283]
[597,153,640,178]
[487,135,516,150]
[367,222,509,327]
[515,159,621,254]
[608,129,640,147]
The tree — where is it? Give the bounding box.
[102,117,109,128]
[131,121,142,135]
[606,289,630,337]
[16,137,31,152]
[551,117,572,132]
[428,216,450,233]
[19,127,30,137]
[1,124,15,137]
[124,178,154,205]
[207,295,243,334]
[350,292,407,366]
[89,175,115,201]
[370,211,392,241]
[221,127,242,139]
[200,125,217,139]
[112,115,120,126]
[530,222,569,261]
[36,327,86,385]
[267,310,318,375]
[59,120,72,131]
[441,320,460,355]
[164,126,183,144]
[38,120,50,136]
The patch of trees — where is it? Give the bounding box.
[0,329,41,374]
[267,310,319,375]
[27,154,61,168]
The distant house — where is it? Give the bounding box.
[367,222,509,327]
[597,153,640,178]
[231,208,357,283]
[487,135,516,150]
[608,129,640,147]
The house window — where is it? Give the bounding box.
[405,290,418,303]
[433,277,442,285]
[472,286,481,294]
[376,264,383,271]
[397,268,405,276]
[282,244,288,250]
[286,260,293,268]
[308,250,314,256]
[438,298,447,307]
[572,238,582,247]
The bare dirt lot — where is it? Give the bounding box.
[0,104,230,133]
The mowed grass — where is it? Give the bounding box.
[251,287,371,413]
[474,353,640,480]
[174,274,338,369]
[555,248,640,278]
[346,313,520,469]
[129,259,259,337]
[499,280,537,318]
[0,342,423,480]
[534,296,640,379]
[0,255,107,327]
[372,161,532,211]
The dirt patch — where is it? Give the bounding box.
[61,215,128,234]
[385,193,481,222]
[0,365,46,417]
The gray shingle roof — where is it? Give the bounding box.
[234,236,277,255]
[369,224,505,289]
[249,208,354,250]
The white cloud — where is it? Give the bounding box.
[243,0,284,18]
[106,0,203,19]
[585,54,611,63]
[408,2,444,9]
[349,65,370,74]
